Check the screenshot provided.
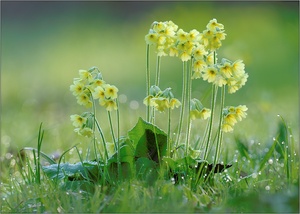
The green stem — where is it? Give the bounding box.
[204,51,218,161]
[146,44,151,122]
[214,85,226,165]
[116,99,121,179]
[175,61,187,150]
[155,55,161,86]
[91,92,102,162]
[95,119,109,161]
[185,59,193,156]
[167,108,171,157]
[107,111,117,149]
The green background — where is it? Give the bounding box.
[1,1,299,154]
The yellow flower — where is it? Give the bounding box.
[224,113,237,126]
[214,75,227,87]
[199,108,211,120]
[193,45,207,60]
[206,18,224,31]
[153,97,169,112]
[145,32,158,45]
[164,26,176,37]
[206,52,215,66]
[70,114,86,128]
[235,105,248,121]
[177,29,188,42]
[76,127,94,138]
[166,20,178,31]
[222,123,233,133]
[92,86,106,100]
[219,62,232,78]
[190,108,211,120]
[143,95,157,107]
[180,51,191,62]
[169,98,181,109]
[70,81,85,96]
[153,21,166,32]
[157,35,166,45]
[202,67,218,83]
[187,29,200,42]
[91,79,106,88]
[215,31,226,40]
[169,46,179,57]
[192,71,202,79]
[232,60,245,77]
[190,99,211,120]
[76,93,92,108]
[103,99,118,111]
[104,84,118,99]
[79,70,93,82]
[190,110,199,120]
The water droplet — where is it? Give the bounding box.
[268,159,273,165]
[281,141,285,145]
[252,173,257,178]
[171,177,175,184]
[272,137,276,141]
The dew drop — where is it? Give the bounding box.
[171,177,175,184]
[268,159,273,165]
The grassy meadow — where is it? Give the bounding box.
[1,1,299,213]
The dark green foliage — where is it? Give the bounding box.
[41,117,230,191]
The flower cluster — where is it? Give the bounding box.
[145,19,226,62]
[145,19,248,94]
[190,98,211,120]
[70,67,119,137]
[70,67,119,111]
[201,18,226,51]
[199,58,249,93]
[70,112,94,138]
[143,85,181,112]
[222,105,248,132]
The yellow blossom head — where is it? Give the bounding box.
[70,114,86,128]
[104,84,118,99]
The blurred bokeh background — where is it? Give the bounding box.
[1,1,299,156]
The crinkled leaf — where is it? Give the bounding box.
[42,161,99,181]
[128,117,167,163]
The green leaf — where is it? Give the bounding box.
[108,137,135,165]
[234,137,254,168]
[258,138,277,172]
[128,117,167,163]
[42,161,99,181]
[275,120,288,159]
[135,157,158,184]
